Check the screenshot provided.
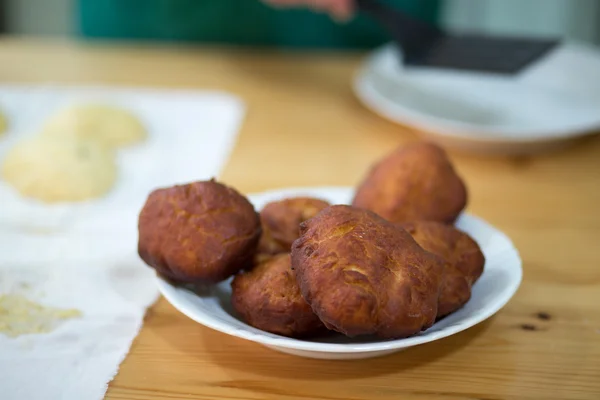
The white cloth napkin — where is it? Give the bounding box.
[0,86,245,400]
[0,85,245,233]
[0,232,158,400]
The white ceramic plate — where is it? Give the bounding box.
[157,186,522,360]
[354,43,600,155]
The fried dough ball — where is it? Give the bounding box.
[231,254,324,337]
[138,179,261,284]
[403,221,485,318]
[352,142,467,224]
[291,205,444,339]
[256,221,287,259]
[257,197,330,256]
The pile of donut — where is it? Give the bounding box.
[138,142,484,340]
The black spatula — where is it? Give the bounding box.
[356,0,560,74]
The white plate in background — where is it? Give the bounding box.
[354,43,600,154]
[158,186,522,360]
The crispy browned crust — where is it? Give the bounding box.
[291,205,444,339]
[138,179,261,284]
[352,142,467,224]
[256,197,330,256]
[256,218,288,258]
[231,253,324,337]
[403,221,485,318]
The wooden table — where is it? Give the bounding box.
[2,38,599,400]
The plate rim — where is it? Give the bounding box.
[157,186,523,354]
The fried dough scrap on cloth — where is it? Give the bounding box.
[138,179,261,284]
[231,253,324,337]
[352,142,467,224]
[257,197,330,256]
[403,221,485,318]
[291,205,444,339]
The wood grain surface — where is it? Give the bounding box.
[1,38,599,400]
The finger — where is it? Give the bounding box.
[330,0,354,21]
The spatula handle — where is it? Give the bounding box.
[355,0,444,61]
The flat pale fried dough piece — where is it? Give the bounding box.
[0,109,7,136]
[231,253,324,337]
[1,136,116,202]
[138,179,261,284]
[42,104,146,148]
[0,294,81,338]
[292,205,444,339]
[403,221,485,317]
[352,142,467,224]
[257,197,330,256]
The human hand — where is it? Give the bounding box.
[262,0,354,21]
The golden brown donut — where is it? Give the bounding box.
[256,219,288,258]
[138,179,261,284]
[291,205,444,339]
[231,254,324,337]
[403,221,485,318]
[352,142,467,224]
[257,197,330,256]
